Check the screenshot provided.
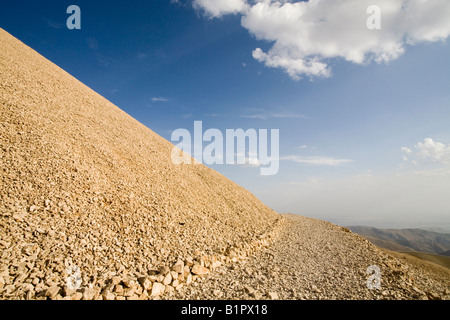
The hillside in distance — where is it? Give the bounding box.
[348,226,450,256]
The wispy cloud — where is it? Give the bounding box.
[298,145,317,150]
[42,18,63,29]
[241,111,308,120]
[281,155,354,166]
[137,52,148,59]
[204,113,229,118]
[85,37,116,67]
[152,97,169,103]
[95,54,116,68]
[86,38,99,50]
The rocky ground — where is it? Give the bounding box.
[174,214,450,300]
[2,213,448,300]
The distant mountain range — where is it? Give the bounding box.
[348,226,450,257]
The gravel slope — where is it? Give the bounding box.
[0,27,279,300]
[176,214,450,300]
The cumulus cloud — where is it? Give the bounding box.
[193,0,450,79]
[194,0,248,18]
[402,138,450,165]
[281,155,354,166]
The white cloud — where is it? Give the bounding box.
[194,0,450,79]
[281,155,354,166]
[152,97,169,103]
[402,138,450,165]
[194,0,248,18]
[401,147,412,154]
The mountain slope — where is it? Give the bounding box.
[0,28,280,300]
[348,226,450,255]
[177,215,450,300]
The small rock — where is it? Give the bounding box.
[185,257,194,267]
[113,285,124,294]
[0,265,8,277]
[82,287,96,300]
[165,285,175,293]
[111,276,122,286]
[311,285,321,293]
[149,275,158,282]
[173,260,184,274]
[175,283,184,291]
[427,291,441,300]
[151,283,165,297]
[159,266,170,275]
[124,287,136,297]
[139,291,149,300]
[138,277,152,290]
[45,286,60,299]
[156,275,165,283]
[186,274,193,285]
[191,264,209,276]
[102,290,115,301]
[183,266,191,278]
[244,286,256,295]
[163,273,173,286]
[26,290,35,300]
[121,277,134,288]
[268,292,279,300]
[71,292,83,300]
[412,286,425,295]
[62,286,75,297]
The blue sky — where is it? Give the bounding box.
[1,0,449,229]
